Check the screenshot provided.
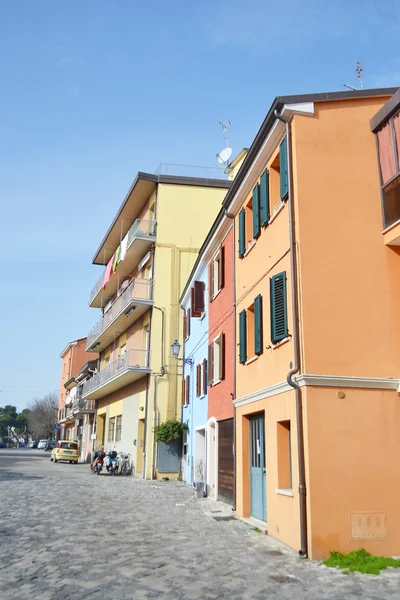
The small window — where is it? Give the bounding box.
[270,272,288,344]
[108,417,115,442]
[191,281,205,317]
[277,421,292,490]
[209,333,225,385]
[247,304,255,359]
[209,246,225,300]
[116,415,122,442]
[245,198,253,251]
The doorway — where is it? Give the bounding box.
[207,420,217,498]
[250,414,266,522]
[194,428,206,492]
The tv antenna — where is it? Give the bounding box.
[344,62,364,91]
[216,120,232,166]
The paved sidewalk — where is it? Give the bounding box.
[1,450,400,599]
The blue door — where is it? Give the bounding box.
[250,414,266,522]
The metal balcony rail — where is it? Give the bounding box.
[82,349,150,396]
[87,278,153,350]
[72,399,96,413]
[89,219,156,303]
[154,163,237,180]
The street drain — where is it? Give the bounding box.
[269,574,297,584]
[264,550,284,556]
[212,516,236,521]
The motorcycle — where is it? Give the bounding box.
[105,450,119,475]
[90,450,105,475]
[119,452,133,476]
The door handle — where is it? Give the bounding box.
[263,468,266,473]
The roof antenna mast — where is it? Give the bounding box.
[344,62,364,91]
[216,121,232,166]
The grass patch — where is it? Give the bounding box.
[323,548,400,575]
[251,526,261,533]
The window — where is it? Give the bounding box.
[382,176,400,228]
[119,344,126,357]
[260,169,270,226]
[184,308,191,340]
[191,281,205,317]
[202,358,207,395]
[108,417,115,442]
[185,375,190,406]
[116,416,122,442]
[195,360,208,397]
[209,246,225,301]
[196,364,201,397]
[239,294,263,363]
[270,272,288,344]
[239,208,246,258]
[208,333,225,386]
[277,421,292,490]
[245,197,253,250]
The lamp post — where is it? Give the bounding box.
[171,340,193,365]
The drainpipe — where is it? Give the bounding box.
[150,306,166,480]
[224,210,236,511]
[274,110,308,558]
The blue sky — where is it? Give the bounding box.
[0,0,399,411]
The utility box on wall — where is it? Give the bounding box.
[157,441,181,472]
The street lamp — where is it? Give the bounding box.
[171,340,193,365]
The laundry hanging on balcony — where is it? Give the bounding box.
[103,253,115,290]
[112,245,121,272]
[119,232,129,263]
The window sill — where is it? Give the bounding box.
[271,337,290,350]
[276,488,293,497]
[210,289,222,302]
[211,379,221,387]
[245,356,258,365]
[200,312,206,321]
[268,201,285,225]
[243,240,256,257]
[382,218,400,235]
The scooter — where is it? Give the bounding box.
[105,450,119,475]
[91,450,105,475]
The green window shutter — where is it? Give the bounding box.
[239,208,246,257]
[280,137,288,200]
[239,310,247,364]
[252,184,261,239]
[270,272,288,343]
[260,169,270,226]
[254,294,263,355]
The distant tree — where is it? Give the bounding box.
[28,393,58,439]
[15,409,30,433]
[0,405,18,438]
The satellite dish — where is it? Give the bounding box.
[217,147,232,165]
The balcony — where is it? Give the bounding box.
[59,408,75,423]
[90,218,156,308]
[82,349,150,400]
[72,398,96,417]
[86,278,153,352]
[382,175,400,246]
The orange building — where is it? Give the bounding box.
[58,338,98,456]
[222,87,400,559]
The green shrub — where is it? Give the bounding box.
[154,419,188,443]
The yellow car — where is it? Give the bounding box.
[50,441,79,464]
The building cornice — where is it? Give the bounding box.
[233,374,399,407]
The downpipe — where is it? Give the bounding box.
[275,110,308,558]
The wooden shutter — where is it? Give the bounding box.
[252,184,261,239]
[196,364,201,396]
[208,343,214,386]
[181,378,185,406]
[192,281,204,317]
[187,308,191,338]
[209,261,214,301]
[280,137,288,200]
[219,333,225,381]
[183,313,187,341]
[238,208,245,258]
[270,272,288,343]
[254,294,263,355]
[260,169,270,226]
[239,310,247,364]
[185,375,190,405]
[202,358,207,395]
[219,246,225,290]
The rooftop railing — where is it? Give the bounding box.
[154,163,236,180]
[82,349,150,397]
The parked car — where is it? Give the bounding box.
[37,439,47,450]
[0,440,4,448]
[44,440,56,452]
[50,441,79,464]
[28,440,38,449]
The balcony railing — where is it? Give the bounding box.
[89,218,156,304]
[72,399,96,414]
[155,163,236,180]
[82,349,150,398]
[86,278,153,350]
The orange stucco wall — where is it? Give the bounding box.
[58,339,98,411]
[208,227,235,421]
[304,385,400,559]
[292,97,400,377]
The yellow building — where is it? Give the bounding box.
[83,168,230,478]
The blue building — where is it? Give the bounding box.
[180,264,208,490]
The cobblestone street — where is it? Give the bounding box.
[1,450,400,599]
